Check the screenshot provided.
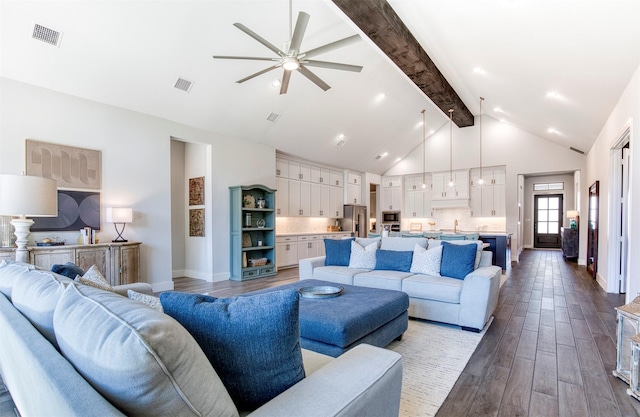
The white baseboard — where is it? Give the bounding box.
[596,273,607,291]
[152,280,174,293]
[172,270,230,282]
[212,272,230,282]
[172,269,186,279]
[577,257,586,266]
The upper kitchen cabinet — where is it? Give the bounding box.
[404,174,432,218]
[470,166,506,217]
[381,176,403,212]
[432,170,469,200]
[346,172,362,205]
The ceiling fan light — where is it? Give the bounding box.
[282,57,300,71]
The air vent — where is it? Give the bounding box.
[174,78,194,92]
[32,23,62,47]
[266,113,280,123]
[570,147,585,155]
[375,155,382,160]
[336,140,346,147]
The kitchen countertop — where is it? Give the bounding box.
[276,231,351,237]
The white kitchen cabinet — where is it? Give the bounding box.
[310,166,335,185]
[275,159,288,177]
[470,166,506,217]
[346,172,362,205]
[382,176,402,188]
[276,239,298,268]
[330,186,344,218]
[381,186,402,211]
[288,161,310,181]
[432,170,469,200]
[276,177,289,216]
[330,170,343,187]
[288,180,311,216]
[404,174,433,218]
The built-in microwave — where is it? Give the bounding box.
[382,211,400,223]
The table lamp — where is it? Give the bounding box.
[567,210,579,229]
[0,174,58,263]
[106,207,133,242]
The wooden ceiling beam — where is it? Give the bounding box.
[332,0,474,127]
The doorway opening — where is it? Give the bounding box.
[534,194,563,248]
[587,181,599,280]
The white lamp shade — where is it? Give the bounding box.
[0,175,58,217]
[567,210,580,218]
[106,207,133,223]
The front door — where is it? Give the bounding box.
[534,194,563,248]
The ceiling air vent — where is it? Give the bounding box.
[375,155,382,160]
[32,23,62,47]
[174,78,194,92]
[266,113,280,123]
[570,147,585,155]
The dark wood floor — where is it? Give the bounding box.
[170,249,639,417]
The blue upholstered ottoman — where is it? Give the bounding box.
[249,279,409,357]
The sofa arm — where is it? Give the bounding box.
[113,282,154,297]
[299,256,326,280]
[247,344,402,417]
[459,265,502,331]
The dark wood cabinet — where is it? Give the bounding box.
[561,227,579,259]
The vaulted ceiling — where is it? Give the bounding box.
[1,1,639,174]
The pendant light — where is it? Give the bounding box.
[421,109,427,189]
[478,97,485,185]
[448,109,455,188]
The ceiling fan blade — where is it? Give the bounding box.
[280,70,292,95]
[236,65,280,84]
[298,65,330,91]
[303,34,361,59]
[289,12,310,55]
[233,23,285,57]
[213,56,278,62]
[304,60,363,72]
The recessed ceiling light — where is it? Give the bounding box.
[473,67,486,75]
[374,93,386,102]
[493,107,503,113]
[394,157,402,163]
[429,130,435,135]
[415,120,424,129]
[547,128,560,134]
[272,79,281,87]
[546,91,561,99]
[337,133,345,140]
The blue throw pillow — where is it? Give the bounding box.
[160,289,305,411]
[51,262,85,279]
[375,250,413,272]
[324,238,354,266]
[440,242,477,279]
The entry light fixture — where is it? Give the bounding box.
[106,207,134,242]
[478,97,485,185]
[0,174,58,263]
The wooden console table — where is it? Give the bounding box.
[0,242,141,286]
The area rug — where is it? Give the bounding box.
[387,318,491,417]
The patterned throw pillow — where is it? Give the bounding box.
[127,290,163,312]
[75,265,113,292]
[410,244,443,276]
[348,241,377,269]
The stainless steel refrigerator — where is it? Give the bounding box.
[342,204,368,237]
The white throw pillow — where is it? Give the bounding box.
[128,289,164,312]
[410,244,443,276]
[348,241,377,269]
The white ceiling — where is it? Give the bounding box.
[2,0,639,174]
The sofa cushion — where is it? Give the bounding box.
[324,238,354,266]
[160,289,305,411]
[402,274,464,304]
[349,241,377,269]
[380,237,427,252]
[51,262,85,279]
[355,237,381,248]
[75,265,114,292]
[11,270,72,347]
[0,261,36,300]
[53,283,238,417]
[410,244,443,276]
[375,250,413,272]
[440,242,477,279]
[313,266,370,285]
[354,270,411,291]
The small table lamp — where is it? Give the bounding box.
[106,207,133,242]
[567,210,580,229]
[0,174,58,263]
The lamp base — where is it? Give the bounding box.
[11,217,34,263]
[112,223,128,243]
[112,238,128,243]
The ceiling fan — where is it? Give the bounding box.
[213,3,363,94]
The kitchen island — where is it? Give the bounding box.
[478,233,512,270]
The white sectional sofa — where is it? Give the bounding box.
[299,237,502,332]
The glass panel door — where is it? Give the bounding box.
[534,194,563,248]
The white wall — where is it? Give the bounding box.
[586,64,640,299]
[0,77,275,291]
[385,115,586,262]
[170,139,186,274]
